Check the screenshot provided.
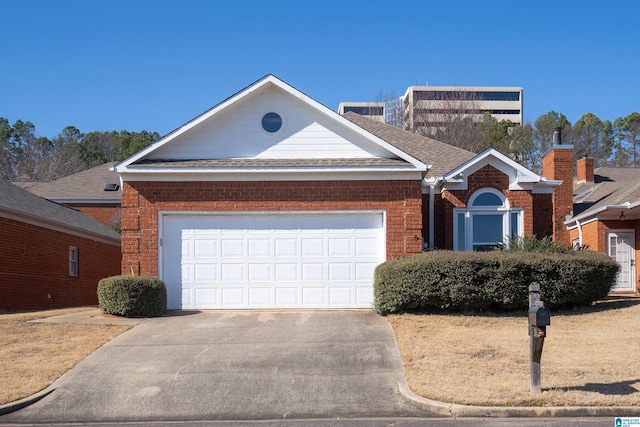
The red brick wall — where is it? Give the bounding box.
[435,165,537,249]
[67,203,121,228]
[422,193,430,247]
[569,219,640,296]
[576,157,594,183]
[121,180,423,276]
[542,147,574,245]
[533,193,553,238]
[0,216,121,310]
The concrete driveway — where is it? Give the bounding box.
[2,310,424,423]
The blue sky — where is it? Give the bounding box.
[1,0,638,139]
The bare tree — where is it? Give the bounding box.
[404,88,489,153]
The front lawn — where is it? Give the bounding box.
[389,298,640,407]
[0,308,132,405]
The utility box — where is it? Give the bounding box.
[528,305,551,327]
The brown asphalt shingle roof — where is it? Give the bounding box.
[131,158,411,168]
[0,179,121,241]
[573,167,640,216]
[342,112,476,177]
[13,162,121,202]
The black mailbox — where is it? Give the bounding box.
[528,305,551,327]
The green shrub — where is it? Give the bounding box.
[374,250,619,315]
[98,275,167,317]
[498,235,570,253]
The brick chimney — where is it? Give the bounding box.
[541,128,573,246]
[576,157,594,183]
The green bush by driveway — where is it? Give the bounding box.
[374,250,619,314]
[98,275,167,317]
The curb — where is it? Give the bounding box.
[398,382,640,418]
[0,385,56,416]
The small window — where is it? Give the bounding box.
[69,246,78,277]
[454,188,522,251]
[261,112,282,133]
[471,192,504,207]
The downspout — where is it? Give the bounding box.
[429,183,435,251]
[422,176,441,251]
[576,219,583,247]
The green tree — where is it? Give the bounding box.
[481,114,516,154]
[573,113,613,167]
[79,131,122,166]
[0,117,13,179]
[614,112,640,167]
[534,111,572,153]
[506,123,537,171]
[119,130,160,159]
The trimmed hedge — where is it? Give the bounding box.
[374,250,620,314]
[98,275,167,317]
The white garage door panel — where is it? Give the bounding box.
[161,213,384,309]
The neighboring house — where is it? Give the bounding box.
[337,102,385,122]
[14,162,122,228]
[0,180,121,310]
[113,75,559,310]
[339,85,523,131]
[565,157,640,295]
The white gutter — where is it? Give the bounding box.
[566,201,640,225]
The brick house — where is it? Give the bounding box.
[14,162,122,228]
[112,75,561,310]
[0,180,121,310]
[563,156,640,295]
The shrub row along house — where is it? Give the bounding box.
[0,179,121,310]
[8,75,638,310]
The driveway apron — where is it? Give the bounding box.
[2,310,422,423]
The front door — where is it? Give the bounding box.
[607,230,636,292]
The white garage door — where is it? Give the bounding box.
[160,212,385,309]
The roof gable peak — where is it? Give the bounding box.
[114,75,427,174]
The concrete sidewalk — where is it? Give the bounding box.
[1,310,424,423]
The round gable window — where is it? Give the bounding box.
[261,112,282,133]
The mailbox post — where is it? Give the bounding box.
[528,282,550,394]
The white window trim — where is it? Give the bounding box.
[453,188,523,251]
[69,246,79,277]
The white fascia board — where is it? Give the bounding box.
[0,208,121,246]
[118,167,422,182]
[442,148,542,191]
[114,75,427,173]
[114,77,275,170]
[445,148,540,182]
[566,201,640,225]
[49,199,121,204]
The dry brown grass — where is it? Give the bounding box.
[389,298,640,407]
[0,307,132,405]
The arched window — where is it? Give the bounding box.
[454,188,522,251]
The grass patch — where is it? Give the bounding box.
[0,307,132,405]
[389,298,640,407]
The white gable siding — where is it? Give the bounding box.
[149,85,394,160]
